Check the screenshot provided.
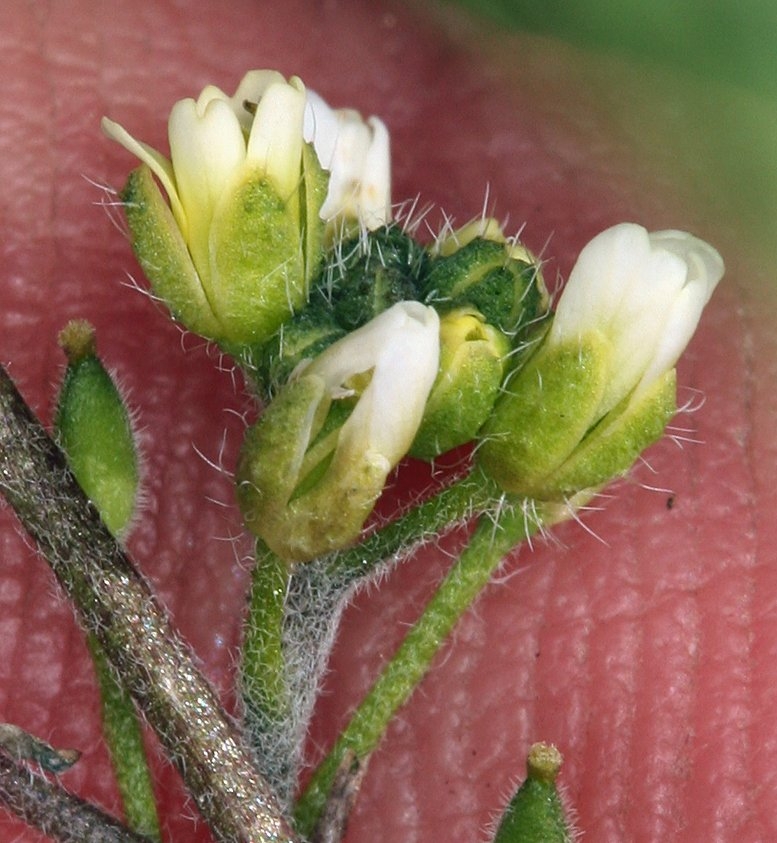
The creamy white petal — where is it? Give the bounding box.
[306,302,440,464]
[303,89,341,167]
[550,222,723,416]
[230,69,287,132]
[168,97,246,281]
[354,116,391,228]
[101,116,186,232]
[304,97,392,229]
[194,84,231,115]
[245,76,306,200]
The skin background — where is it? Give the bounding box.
[1,1,775,841]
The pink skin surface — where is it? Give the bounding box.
[1,1,775,841]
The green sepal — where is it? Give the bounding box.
[478,335,610,497]
[493,743,572,843]
[209,169,308,348]
[301,140,329,283]
[122,166,221,340]
[55,329,139,537]
[411,308,508,460]
[544,368,677,497]
[421,237,546,337]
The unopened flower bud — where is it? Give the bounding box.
[492,743,572,843]
[410,307,508,461]
[422,224,548,336]
[237,302,439,562]
[478,223,724,500]
[323,225,428,330]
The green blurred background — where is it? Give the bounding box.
[448,0,777,100]
[445,0,777,265]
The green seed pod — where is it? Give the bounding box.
[421,236,547,338]
[492,743,572,843]
[410,307,509,461]
[55,320,139,537]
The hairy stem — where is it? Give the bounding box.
[0,365,298,843]
[295,497,541,835]
[326,464,501,581]
[0,748,152,843]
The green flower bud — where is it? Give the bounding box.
[422,223,548,337]
[237,302,440,562]
[478,223,724,500]
[251,307,347,399]
[322,225,428,330]
[55,321,139,537]
[103,71,391,351]
[410,307,509,461]
[247,225,427,396]
[492,743,572,843]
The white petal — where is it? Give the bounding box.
[101,116,186,231]
[551,223,651,344]
[168,97,246,278]
[355,116,392,228]
[303,90,341,167]
[649,229,724,306]
[304,96,392,229]
[230,70,287,132]
[195,84,231,115]
[637,232,724,393]
[245,76,306,200]
[306,302,440,464]
[550,222,723,415]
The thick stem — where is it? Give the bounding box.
[0,748,151,843]
[0,365,298,843]
[295,497,541,835]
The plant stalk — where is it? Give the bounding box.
[0,364,298,843]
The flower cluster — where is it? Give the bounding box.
[105,70,723,563]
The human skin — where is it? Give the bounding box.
[1,1,776,841]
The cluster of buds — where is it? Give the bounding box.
[105,71,723,564]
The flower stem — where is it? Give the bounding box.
[325,464,501,581]
[240,465,500,800]
[294,496,540,835]
[0,364,298,843]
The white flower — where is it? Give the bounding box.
[237,301,440,561]
[549,222,724,416]
[103,71,309,288]
[304,90,391,231]
[102,70,393,347]
[303,301,439,468]
[478,222,724,500]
